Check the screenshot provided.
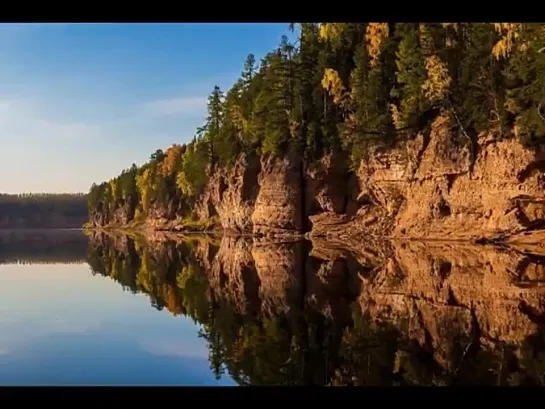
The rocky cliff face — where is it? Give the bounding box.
[92,115,545,243]
[310,115,545,243]
[232,236,545,384]
[190,149,354,237]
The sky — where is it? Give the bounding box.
[0,23,295,194]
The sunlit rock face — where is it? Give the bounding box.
[91,112,545,246]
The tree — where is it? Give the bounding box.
[85,23,545,229]
[390,23,427,130]
[242,54,256,87]
[176,141,209,201]
[500,24,545,145]
[296,23,323,158]
[201,86,225,166]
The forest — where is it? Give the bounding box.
[87,23,545,225]
[0,193,88,229]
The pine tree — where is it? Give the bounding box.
[454,23,507,135]
[87,23,545,226]
[201,85,225,165]
[254,49,291,156]
[501,23,545,145]
[241,54,256,87]
[390,23,427,130]
[297,23,323,159]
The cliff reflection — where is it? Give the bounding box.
[86,232,545,386]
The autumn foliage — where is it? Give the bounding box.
[88,23,545,226]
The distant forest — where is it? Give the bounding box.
[0,193,88,229]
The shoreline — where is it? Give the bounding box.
[4,223,542,251]
[81,224,545,250]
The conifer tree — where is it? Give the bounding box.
[201,86,225,165]
[390,23,427,130]
[501,24,545,145]
[86,22,545,225]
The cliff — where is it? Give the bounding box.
[89,115,545,244]
[87,231,545,385]
[87,23,545,244]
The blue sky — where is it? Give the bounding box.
[0,23,295,194]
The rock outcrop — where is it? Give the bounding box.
[310,115,545,243]
[356,240,545,377]
[197,153,261,233]
[90,115,545,244]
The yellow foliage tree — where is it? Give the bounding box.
[136,168,153,212]
[389,104,403,130]
[161,144,184,177]
[318,23,348,42]
[422,55,452,104]
[321,68,349,107]
[175,171,191,198]
[492,23,523,60]
[109,179,118,202]
[365,23,389,67]
[418,24,434,56]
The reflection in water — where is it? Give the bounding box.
[0,231,234,386]
[85,232,545,386]
[0,229,88,265]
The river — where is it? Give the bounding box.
[0,229,544,386]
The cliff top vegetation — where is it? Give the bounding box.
[87,23,545,221]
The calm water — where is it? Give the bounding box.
[0,230,235,386]
[1,229,545,386]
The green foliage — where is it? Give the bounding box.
[450,24,507,135]
[390,23,427,130]
[502,24,545,146]
[87,235,545,386]
[176,141,209,200]
[87,23,545,226]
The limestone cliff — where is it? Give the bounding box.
[90,116,545,243]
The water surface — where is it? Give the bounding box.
[1,229,545,386]
[0,230,235,386]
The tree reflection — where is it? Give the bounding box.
[85,232,545,386]
[0,230,88,265]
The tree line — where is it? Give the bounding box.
[0,193,88,228]
[88,23,545,223]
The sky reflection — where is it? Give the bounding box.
[0,262,235,386]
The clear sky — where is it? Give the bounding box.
[0,23,295,194]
